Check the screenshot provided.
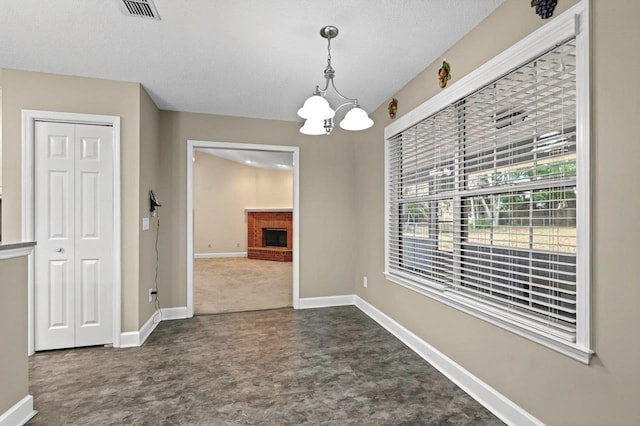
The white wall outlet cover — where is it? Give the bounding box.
[363,276,368,288]
[142,217,150,231]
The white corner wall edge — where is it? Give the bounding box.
[119,308,188,348]
[354,296,544,426]
[119,311,160,348]
[118,330,141,348]
[160,307,189,320]
[297,295,356,309]
[0,395,37,426]
[194,252,247,259]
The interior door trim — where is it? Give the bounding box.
[185,140,301,316]
[22,110,122,355]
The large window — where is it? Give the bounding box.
[385,4,590,363]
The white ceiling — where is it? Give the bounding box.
[0,0,504,122]
[196,148,293,171]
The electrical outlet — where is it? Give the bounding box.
[149,288,158,302]
[363,276,368,288]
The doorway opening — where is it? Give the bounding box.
[186,141,300,317]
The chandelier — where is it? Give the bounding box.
[298,26,374,135]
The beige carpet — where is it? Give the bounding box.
[194,257,292,314]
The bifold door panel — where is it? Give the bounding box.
[35,121,114,351]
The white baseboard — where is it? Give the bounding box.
[354,296,543,426]
[119,311,160,348]
[194,252,247,259]
[0,395,37,426]
[118,331,139,348]
[160,306,189,320]
[119,308,187,348]
[298,295,356,309]
[139,311,160,344]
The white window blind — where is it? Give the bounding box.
[387,39,580,344]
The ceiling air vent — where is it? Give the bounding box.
[118,0,161,20]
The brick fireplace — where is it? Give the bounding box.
[246,209,293,262]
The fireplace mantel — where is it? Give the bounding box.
[245,208,293,213]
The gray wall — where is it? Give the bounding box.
[0,255,28,414]
[0,69,145,332]
[138,86,162,327]
[0,71,164,332]
[351,1,640,424]
[157,110,356,305]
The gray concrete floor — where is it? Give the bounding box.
[28,307,503,425]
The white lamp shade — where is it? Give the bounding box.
[339,107,374,131]
[300,119,326,135]
[297,95,335,120]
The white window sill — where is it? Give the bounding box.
[383,271,593,364]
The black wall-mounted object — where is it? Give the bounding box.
[150,190,162,213]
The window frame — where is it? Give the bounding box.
[384,1,591,364]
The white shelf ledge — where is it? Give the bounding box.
[245,208,292,213]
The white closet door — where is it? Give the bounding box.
[34,121,114,351]
[73,124,114,347]
[35,122,76,350]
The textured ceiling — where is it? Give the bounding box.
[0,0,504,122]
